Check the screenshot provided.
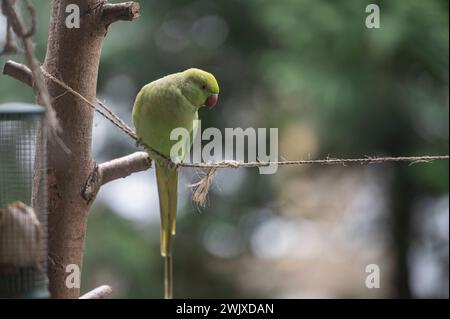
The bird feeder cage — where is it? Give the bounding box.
[0,103,49,298]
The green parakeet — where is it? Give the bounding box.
[132,68,219,298]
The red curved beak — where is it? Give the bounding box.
[206,93,219,109]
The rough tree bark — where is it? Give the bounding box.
[35,0,139,298]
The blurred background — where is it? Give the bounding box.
[0,0,448,298]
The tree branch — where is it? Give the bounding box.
[79,285,112,299]
[3,60,33,87]
[83,152,151,203]
[102,1,140,25]
[99,152,151,184]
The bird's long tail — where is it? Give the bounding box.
[155,159,178,299]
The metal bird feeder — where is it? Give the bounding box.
[0,103,49,298]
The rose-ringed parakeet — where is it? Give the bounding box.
[132,68,219,298]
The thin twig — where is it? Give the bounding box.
[22,0,36,38]
[1,0,63,149]
[79,285,112,299]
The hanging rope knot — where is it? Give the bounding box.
[188,168,217,207]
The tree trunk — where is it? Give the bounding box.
[39,0,139,298]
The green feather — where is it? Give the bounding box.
[155,159,178,256]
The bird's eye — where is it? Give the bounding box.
[201,84,207,90]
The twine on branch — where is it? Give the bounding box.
[180,155,450,168]
[40,68,138,141]
[40,67,175,161]
[10,64,450,206]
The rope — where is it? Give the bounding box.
[38,68,449,205]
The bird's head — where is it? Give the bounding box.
[181,68,219,109]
